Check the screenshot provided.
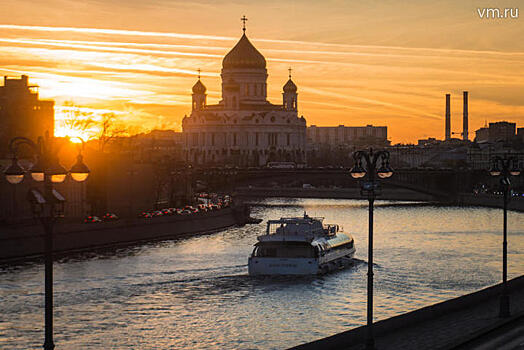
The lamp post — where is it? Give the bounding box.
[489,155,520,318]
[349,148,393,350]
[4,133,90,350]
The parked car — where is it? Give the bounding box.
[84,215,102,223]
[152,210,164,217]
[184,205,198,213]
[138,211,152,218]
[102,213,119,221]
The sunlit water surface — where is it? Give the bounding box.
[1,199,523,349]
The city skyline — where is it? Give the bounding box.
[1,0,523,143]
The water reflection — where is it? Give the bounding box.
[0,198,523,349]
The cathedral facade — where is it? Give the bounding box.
[182,28,307,167]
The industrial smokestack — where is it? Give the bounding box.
[445,94,451,141]
[463,91,468,141]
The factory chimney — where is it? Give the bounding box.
[445,94,451,141]
[463,91,468,141]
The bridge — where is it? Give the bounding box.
[196,168,487,201]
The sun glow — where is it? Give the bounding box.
[54,126,95,142]
[54,119,100,142]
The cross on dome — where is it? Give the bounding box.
[288,67,292,79]
[241,15,248,33]
[192,69,206,94]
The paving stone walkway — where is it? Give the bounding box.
[348,286,524,350]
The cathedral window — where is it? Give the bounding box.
[271,116,275,123]
[211,133,215,146]
[287,134,290,146]
[255,132,259,146]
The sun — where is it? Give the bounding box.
[53,105,102,142]
[54,126,94,142]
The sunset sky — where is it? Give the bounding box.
[1,0,523,143]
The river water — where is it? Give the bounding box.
[1,199,524,349]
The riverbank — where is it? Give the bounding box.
[0,205,250,262]
[292,275,524,350]
[235,187,436,201]
[235,187,524,212]
[456,193,524,212]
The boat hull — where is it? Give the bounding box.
[248,249,355,276]
[248,257,319,275]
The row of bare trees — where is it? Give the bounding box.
[60,102,128,151]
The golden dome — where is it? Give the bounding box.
[222,34,266,69]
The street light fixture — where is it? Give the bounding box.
[30,156,46,182]
[350,148,393,350]
[4,132,89,350]
[489,155,520,318]
[5,157,25,184]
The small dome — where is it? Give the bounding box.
[192,79,206,94]
[223,34,266,69]
[283,78,297,92]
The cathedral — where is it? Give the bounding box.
[182,22,307,167]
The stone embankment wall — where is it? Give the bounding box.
[235,187,435,201]
[0,206,246,262]
[456,194,524,212]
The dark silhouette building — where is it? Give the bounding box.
[474,121,516,143]
[0,75,54,157]
[307,125,388,146]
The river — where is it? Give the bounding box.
[1,199,523,349]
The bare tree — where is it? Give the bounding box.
[61,101,96,138]
[97,113,128,152]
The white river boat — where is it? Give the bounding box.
[248,213,356,275]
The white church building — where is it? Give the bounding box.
[182,23,307,167]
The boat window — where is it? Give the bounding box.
[255,243,314,258]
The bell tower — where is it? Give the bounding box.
[283,68,297,111]
[192,69,206,111]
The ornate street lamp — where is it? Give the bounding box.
[489,155,521,318]
[350,148,393,350]
[4,132,89,350]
